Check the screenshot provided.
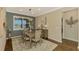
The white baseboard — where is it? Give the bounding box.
[48,37,62,43]
[63,37,78,42]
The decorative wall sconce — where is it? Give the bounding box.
[65,16,78,27]
[45,16,47,25]
[44,16,48,29]
[3,22,6,28]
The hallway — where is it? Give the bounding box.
[5,39,13,51]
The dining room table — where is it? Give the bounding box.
[25,29,43,48]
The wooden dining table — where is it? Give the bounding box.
[24,29,43,48]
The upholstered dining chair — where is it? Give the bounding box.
[32,29,42,47]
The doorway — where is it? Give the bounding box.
[62,8,78,50]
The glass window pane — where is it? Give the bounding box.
[22,19,26,28]
[14,18,22,29]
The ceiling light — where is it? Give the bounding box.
[29,9,32,11]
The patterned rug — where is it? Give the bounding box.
[12,38,58,51]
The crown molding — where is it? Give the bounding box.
[35,7,63,17]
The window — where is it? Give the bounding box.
[13,16,29,30]
[14,18,22,30]
[22,19,26,28]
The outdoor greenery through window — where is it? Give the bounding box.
[13,16,29,30]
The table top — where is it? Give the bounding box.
[25,31,35,38]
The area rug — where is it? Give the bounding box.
[12,38,58,51]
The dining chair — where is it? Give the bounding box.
[32,29,42,47]
[21,28,30,44]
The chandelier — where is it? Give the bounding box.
[65,16,78,27]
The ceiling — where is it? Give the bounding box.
[6,7,62,17]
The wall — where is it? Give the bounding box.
[6,12,35,37]
[0,8,6,51]
[36,9,62,43]
[77,8,79,49]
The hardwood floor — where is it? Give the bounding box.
[4,39,13,51]
[4,38,78,51]
[54,39,78,51]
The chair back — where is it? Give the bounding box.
[35,29,42,41]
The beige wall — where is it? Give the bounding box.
[36,9,62,43]
[77,8,79,49]
[0,8,6,51]
[36,8,79,44]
